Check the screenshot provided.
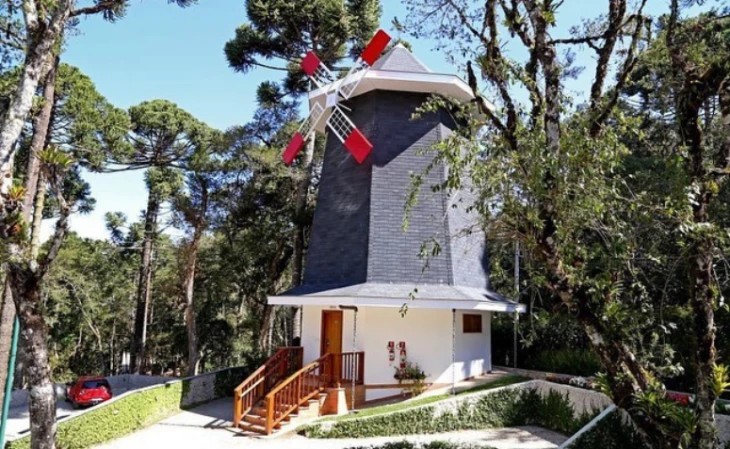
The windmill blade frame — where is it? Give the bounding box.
[283,102,326,165]
[326,105,373,164]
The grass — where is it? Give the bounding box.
[321,375,528,422]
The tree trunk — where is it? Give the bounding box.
[0,56,59,411]
[290,136,316,342]
[692,244,717,449]
[9,268,56,449]
[22,56,58,216]
[29,175,47,259]
[14,337,28,390]
[0,7,69,201]
[183,235,202,377]
[258,304,274,354]
[131,191,160,373]
[0,282,16,418]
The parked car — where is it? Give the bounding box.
[65,377,112,409]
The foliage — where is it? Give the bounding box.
[492,312,600,376]
[569,410,649,449]
[5,367,249,449]
[712,364,730,398]
[394,361,427,382]
[224,0,381,96]
[401,1,730,446]
[321,375,528,423]
[344,442,489,449]
[301,385,594,439]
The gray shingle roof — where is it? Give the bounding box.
[372,44,432,73]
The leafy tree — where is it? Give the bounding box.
[224,0,381,342]
[402,1,723,448]
[623,6,730,447]
[171,138,226,376]
[1,56,130,449]
[113,99,216,374]
[0,0,195,216]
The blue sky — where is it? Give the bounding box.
[53,0,684,241]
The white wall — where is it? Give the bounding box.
[301,305,492,402]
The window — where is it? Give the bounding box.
[463,314,483,333]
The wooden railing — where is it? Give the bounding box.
[233,347,302,427]
[264,353,332,434]
[334,351,365,386]
[263,351,365,434]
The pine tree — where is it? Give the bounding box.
[112,99,216,374]
[224,0,381,348]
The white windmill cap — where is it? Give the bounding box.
[309,45,490,132]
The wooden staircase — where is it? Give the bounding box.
[237,393,326,435]
[233,348,364,436]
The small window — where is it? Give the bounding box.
[463,314,483,334]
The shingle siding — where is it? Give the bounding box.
[302,94,375,286]
[302,89,490,290]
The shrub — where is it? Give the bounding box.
[301,385,596,439]
[525,349,601,377]
[6,367,249,449]
[345,442,489,449]
[569,410,648,449]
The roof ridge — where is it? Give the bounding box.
[372,45,432,73]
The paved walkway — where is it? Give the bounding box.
[94,398,568,449]
[5,401,78,440]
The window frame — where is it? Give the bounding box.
[462,313,483,334]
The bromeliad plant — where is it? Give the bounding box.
[395,361,427,396]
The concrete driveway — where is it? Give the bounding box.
[93,398,568,449]
[5,400,79,440]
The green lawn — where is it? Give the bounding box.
[321,374,529,422]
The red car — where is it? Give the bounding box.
[65,377,112,409]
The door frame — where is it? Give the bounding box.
[320,310,343,356]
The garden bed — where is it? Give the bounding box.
[321,375,529,423]
[300,380,610,440]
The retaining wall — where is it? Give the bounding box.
[9,375,170,409]
[5,366,248,449]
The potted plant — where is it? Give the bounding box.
[394,361,427,396]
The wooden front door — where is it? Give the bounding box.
[321,310,343,385]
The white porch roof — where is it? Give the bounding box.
[268,282,526,313]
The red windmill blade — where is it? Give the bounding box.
[282,103,325,165]
[284,29,391,165]
[338,29,391,100]
[325,105,373,164]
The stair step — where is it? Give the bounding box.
[245,414,286,428]
[238,422,268,435]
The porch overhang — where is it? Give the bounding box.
[268,282,526,313]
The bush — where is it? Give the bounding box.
[301,385,595,439]
[346,442,489,449]
[6,367,250,449]
[525,349,601,377]
[569,410,648,449]
[492,312,601,377]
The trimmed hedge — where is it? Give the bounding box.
[346,442,491,449]
[301,386,595,439]
[6,367,249,449]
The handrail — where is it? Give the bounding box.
[233,347,303,427]
[262,351,365,434]
[264,353,332,434]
